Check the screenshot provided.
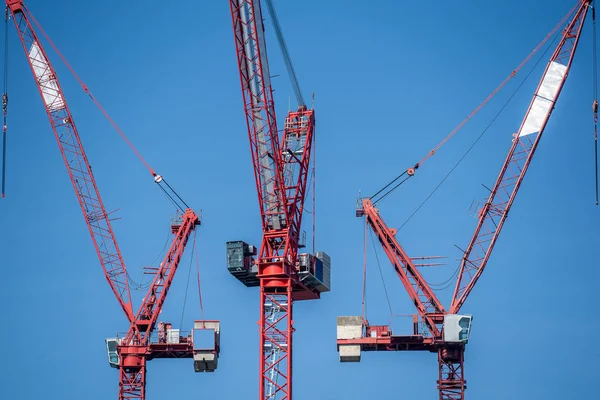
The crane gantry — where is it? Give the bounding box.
[226,1,330,399]
[4,1,220,399]
[337,1,593,399]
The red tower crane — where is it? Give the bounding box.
[5,1,220,399]
[226,1,330,399]
[337,1,592,399]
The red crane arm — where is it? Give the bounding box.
[229,0,288,237]
[450,0,591,314]
[125,209,200,344]
[360,198,446,337]
[7,0,134,322]
[229,0,317,288]
[280,108,315,264]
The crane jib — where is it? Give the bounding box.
[450,2,588,314]
[9,5,135,322]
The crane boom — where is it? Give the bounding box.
[230,0,288,233]
[126,209,200,344]
[360,198,446,336]
[7,0,134,322]
[8,3,219,398]
[117,209,201,400]
[450,0,590,314]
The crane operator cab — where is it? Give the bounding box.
[105,338,121,368]
[442,314,473,343]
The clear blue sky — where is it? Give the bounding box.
[1,0,599,398]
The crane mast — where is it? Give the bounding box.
[337,1,591,399]
[7,1,220,398]
[228,1,328,399]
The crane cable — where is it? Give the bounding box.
[1,6,8,198]
[397,29,561,231]
[370,1,580,204]
[24,5,190,212]
[195,230,205,321]
[263,0,305,107]
[592,0,599,205]
[179,230,196,330]
[179,230,205,329]
[361,219,368,320]
[368,226,394,322]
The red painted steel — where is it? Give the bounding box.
[118,209,200,399]
[9,2,206,398]
[6,0,134,322]
[229,1,318,398]
[437,348,465,400]
[342,3,591,398]
[362,199,446,337]
[450,0,590,314]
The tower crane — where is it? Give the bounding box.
[226,1,330,399]
[4,1,220,399]
[337,1,593,399]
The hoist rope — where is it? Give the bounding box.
[179,230,196,330]
[311,130,316,255]
[397,28,561,232]
[1,6,8,198]
[127,231,172,290]
[194,231,205,321]
[24,6,191,211]
[361,219,368,320]
[369,2,579,202]
[427,264,461,291]
[369,227,394,321]
[263,0,305,107]
[592,1,599,205]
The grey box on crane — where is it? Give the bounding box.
[226,240,259,287]
[298,251,331,293]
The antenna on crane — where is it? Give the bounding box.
[1,6,8,198]
[592,0,599,205]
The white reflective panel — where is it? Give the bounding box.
[521,96,552,137]
[519,61,567,137]
[28,41,65,112]
[537,61,567,102]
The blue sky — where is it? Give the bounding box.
[1,0,599,399]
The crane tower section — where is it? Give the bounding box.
[228,1,329,399]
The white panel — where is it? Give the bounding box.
[519,61,566,137]
[166,328,180,344]
[537,61,567,101]
[520,96,553,137]
[443,314,472,343]
[28,41,65,112]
